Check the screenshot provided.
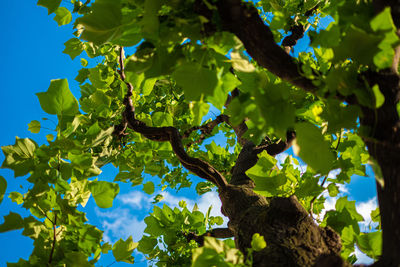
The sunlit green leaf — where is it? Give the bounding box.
[36,79,79,116]
[76,0,123,45]
[37,0,61,14]
[172,63,218,100]
[63,38,84,60]
[143,181,155,195]
[28,120,41,134]
[0,176,6,204]
[89,181,120,208]
[251,233,267,251]
[113,236,138,263]
[293,123,335,174]
[54,7,72,26]
[0,212,24,233]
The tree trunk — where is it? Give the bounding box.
[217,142,347,266]
[361,71,400,267]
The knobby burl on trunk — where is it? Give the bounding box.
[220,141,345,267]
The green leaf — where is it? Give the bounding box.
[334,26,380,66]
[190,101,210,126]
[89,181,120,208]
[336,197,364,222]
[142,0,162,39]
[327,183,339,197]
[76,0,123,45]
[36,79,79,116]
[113,236,138,263]
[1,137,37,177]
[172,63,218,101]
[37,0,61,14]
[371,207,380,223]
[251,233,267,252]
[9,192,23,204]
[137,235,157,254]
[0,176,6,204]
[370,7,395,32]
[152,112,173,126]
[372,84,385,108]
[0,212,24,233]
[293,122,335,174]
[196,182,212,195]
[54,7,72,26]
[63,38,84,60]
[28,120,41,134]
[143,181,155,195]
[81,58,88,67]
[357,231,382,259]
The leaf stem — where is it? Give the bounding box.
[48,213,57,265]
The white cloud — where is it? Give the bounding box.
[119,191,150,210]
[197,191,226,219]
[356,197,378,232]
[161,191,193,208]
[95,208,146,243]
[354,246,374,265]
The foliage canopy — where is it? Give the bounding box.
[1,0,400,266]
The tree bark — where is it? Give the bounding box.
[361,71,400,267]
[218,142,347,266]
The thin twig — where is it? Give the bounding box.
[48,213,57,265]
[309,175,328,218]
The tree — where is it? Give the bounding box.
[0,0,399,266]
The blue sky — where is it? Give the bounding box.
[0,1,378,266]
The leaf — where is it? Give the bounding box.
[137,235,157,254]
[190,101,210,126]
[196,182,212,195]
[372,84,385,108]
[54,7,72,26]
[370,7,395,32]
[9,192,23,204]
[113,236,138,263]
[0,212,24,233]
[1,137,37,177]
[142,0,162,39]
[36,79,79,116]
[28,120,41,134]
[76,0,123,45]
[89,181,120,208]
[63,38,84,60]
[172,63,218,101]
[143,181,155,195]
[334,26,380,66]
[327,183,339,197]
[0,176,6,204]
[151,112,173,126]
[293,122,335,174]
[251,233,267,251]
[357,231,382,259]
[37,0,61,14]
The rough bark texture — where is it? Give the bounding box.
[218,141,347,267]
[361,71,400,267]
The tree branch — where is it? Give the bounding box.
[185,227,234,246]
[48,213,57,265]
[183,114,229,147]
[254,131,296,156]
[116,47,228,189]
[214,0,317,92]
